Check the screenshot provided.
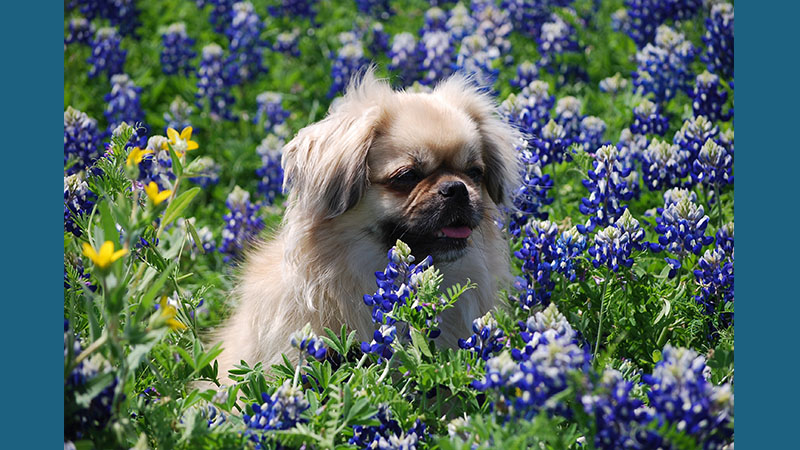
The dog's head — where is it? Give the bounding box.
[283,69,521,262]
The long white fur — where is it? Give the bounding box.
[212,69,521,380]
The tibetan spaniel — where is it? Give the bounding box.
[214,69,521,379]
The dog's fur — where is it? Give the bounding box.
[213,70,521,379]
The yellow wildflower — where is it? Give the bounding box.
[163,126,198,155]
[144,182,172,205]
[82,241,128,269]
[126,146,152,167]
[159,296,187,331]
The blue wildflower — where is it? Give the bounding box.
[418,30,454,86]
[553,226,586,282]
[104,74,145,136]
[715,221,733,257]
[244,380,309,444]
[187,156,220,188]
[290,323,328,361]
[87,27,126,79]
[70,0,140,36]
[350,405,427,450]
[511,61,538,90]
[500,80,554,138]
[632,25,696,104]
[224,2,265,85]
[254,92,290,133]
[577,116,608,153]
[531,119,572,166]
[455,33,500,91]
[554,96,583,139]
[513,219,559,309]
[422,7,448,33]
[458,312,506,361]
[64,106,101,174]
[643,345,734,448]
[388,32,420,86]
[205,0,235,33]
[357,0,392,19]
[138,136,176,191]
[537,15,579,70]
[673,115,718,166]
[703,3,734,79]
[692,139,733,187]
[623,0,701,47]
[693,246,734,325]
[219,186,264,262]
[501,0,563,40]
[196,43,236,121]
[163,97,195,132]
[268,0,317,22]
[616,127,648,170]
[630,98,669,137]
[160,22,196,76]
[368,22,390,55]
[692,71,731,123]
[360,324,397,362]
[598,72,628,94]
[272,29,300,57]
[641,138,690,191]
[446,2,476,40]
[328,36,368,97]
[578,145,637,233]
[255,134,286,205]
[64,174,95,237]
[651,189,714,277]
[65,17,93,45]
[501,143,554,237]
[588,209,646,272]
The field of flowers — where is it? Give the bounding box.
[63,0,734,448]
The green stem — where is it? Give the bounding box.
[593,275,610,357]
[292,351,303,389]
[74,333,108,365]
[375,358,392,385]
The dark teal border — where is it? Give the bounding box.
[0,3,63,448]
[737,1,798,447]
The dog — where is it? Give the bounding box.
[213,69,521,381]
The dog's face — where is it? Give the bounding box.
[282,70,520,262]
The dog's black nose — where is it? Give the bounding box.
[438,181,468,199]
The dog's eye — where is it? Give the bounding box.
[466,167,484,183]
[390,169,422,188]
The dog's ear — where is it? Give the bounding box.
[282,68,391,220]
[433,75,522,206]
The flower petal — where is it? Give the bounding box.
[180,126,193,140]
[167,128,179,142]
[186,141,198,151]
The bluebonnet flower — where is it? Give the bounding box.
[268,0,317,22]
[519,80,554,136]
[64,106,101,174]
[610,8,632,36]
[599,72,628,94]
[553,226,586,282]
[641,138,690,191]
[643,345,734,448]
[388,32,420,85]
[350,405,427,450]
[160,23,195,76]
[630,98,668,137]
[138,135,176,191]
[87,27,126,79]
[623,0,701,47]
[693,246,734,325]
[70,0,140,36]
[254,92,290,133]
[720,128,733,155]
[362,241,433,327]
[652,190,714,277]
[703,2,734,79]
[473,303,590,420]
[196,43,236,121]
[501,143,554,237]
[632,25,696,104]
[219,186,264,262]
[692,71,731,123]
[256,134,286,205]
[272,29,300,57]
[65,17,93,45]
[357,0,392,19]
[715,221,733,257]
[511,61,538,90]
[582,369,664,450]
[418,30,454,86]
[64,322,118,441]
[163,96,195,132]
[361,324,397,362]
[328,36,368,97]
[473,4,513,64]
[577,116,607,153]
[531,119,572,166]
[455,33,500,91]
[368,22,390,55]
[224,2,265,85]
[673,115,718,166]
[65,256,96,292]
[104,74,145,137]
[692,139,733,187]
[554,96,583,139]
[616,127,648,170]
[187,156,220,188]
[578,145,637,233]
[501,0,564,39]
[422,7,448,33]
[588,209,646,272]
[244,380,309,445]
[205,0,235,33]
[537,15,579,69]
[513,219,559,309]
[64,174,95,237]
[290,323,328,361]
[458,312,506,361]
[446,2,476,40]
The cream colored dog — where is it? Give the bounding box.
[214,69,521,380]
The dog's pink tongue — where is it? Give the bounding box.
[441,226,472,239]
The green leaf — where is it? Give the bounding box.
[185,219,205,254]
[162,187,200,229]
[136,260,178,323]
[169,146,184,177]
[98,201,119,246]
[410,327,433,358]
